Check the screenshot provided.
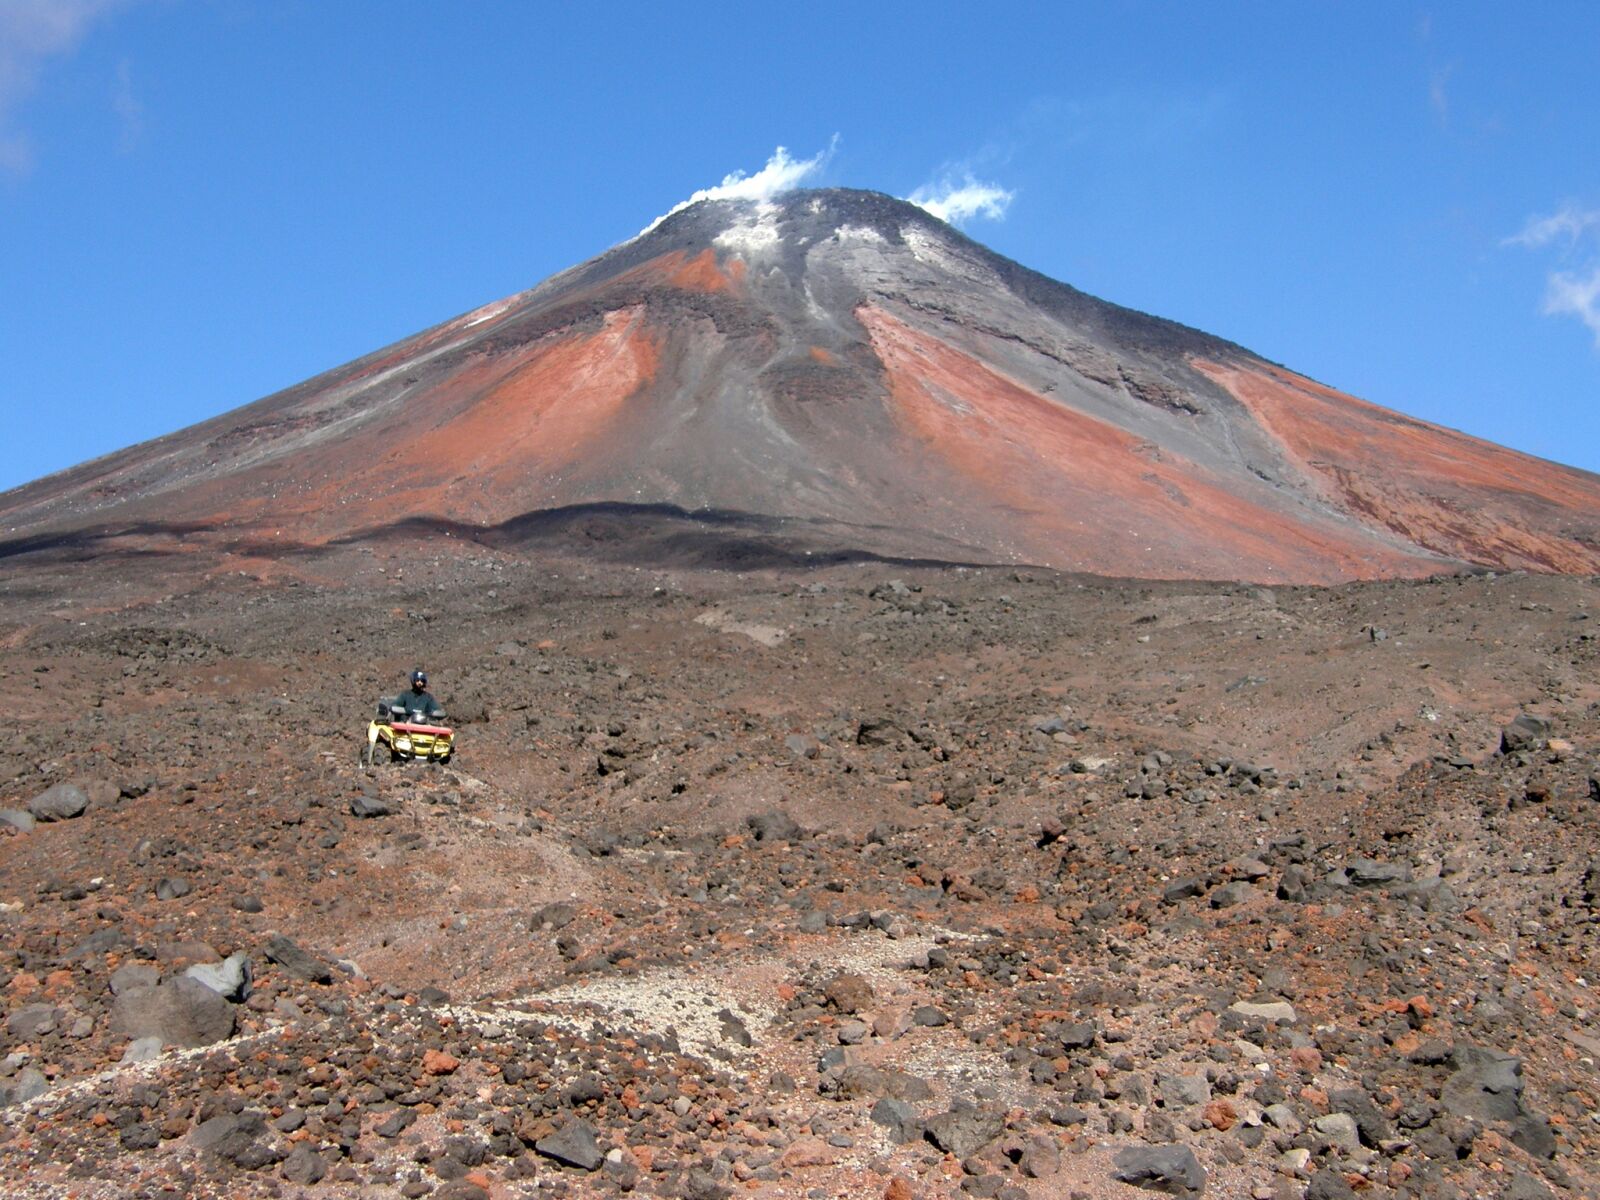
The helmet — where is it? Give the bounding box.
[411,669,427,688]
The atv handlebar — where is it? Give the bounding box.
[376,701,447,722]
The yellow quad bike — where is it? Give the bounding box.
[363,702,454,767]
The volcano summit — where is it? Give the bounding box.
[5,188,1599,583]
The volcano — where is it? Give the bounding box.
[10,190,1600,1200]
[6,188,1599,583]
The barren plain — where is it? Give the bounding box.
[2,532,1598,1200]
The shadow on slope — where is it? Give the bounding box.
[0,504,1007,574]
[0,521,228,563]
[338,502,1005,572]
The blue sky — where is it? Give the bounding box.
[2,1,1598,493]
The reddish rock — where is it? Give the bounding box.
[1289,1046,1324,1073]
[421,1049,459,1076]
[781,1137,836,1168]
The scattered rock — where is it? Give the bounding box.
[6,1002,60,1039]
[1229,1000,1297,1023]
[784,733,821,759]
[154,877,192,901]
[1343,858,1411,888]
[0,809,35,833]
[111,977,236,1049]
[1304,1169,1357,1200]
[1111,1143,1206,1195]
[422,1048,459,1075]
[716,1008,753,1047]
[1441,1044,1524,1122]
[110,962,160,995]
[1209,880,1254,908]
[1157,1073,1210,1108]
[746,810,802,842]
[1162,875,1207,904]
[535,1119,602,1171]
[869,1097,920,1143]
[923,1105,1005,1159]
[837,1064,933,1103]
[263,934,333,984]
[0,1068,48,1107]
[26,782,89,822]
[1311,1112,1361,1154]
[529,902,577,932]
[1500,713,1551,754]
[119,1036,163,1064]
[184,952,252,1001]
[823,972,874,1014]
[281,1144,328,1185]
[856,716,900,746]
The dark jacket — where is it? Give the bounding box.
[392,689,442,721]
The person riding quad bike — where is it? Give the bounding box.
[394,669,443,722]
[363,669,453,766]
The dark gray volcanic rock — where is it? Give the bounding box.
[111,977,237,1049]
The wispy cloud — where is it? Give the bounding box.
[1428,64,1454,127]
[1507,202,1600,346]
[111,56,140,153]
[906,173,1014,226]
[1415,12,1458,132]
[642,139,837,235]
[0,0,135,173]
[1504,203,1600,249]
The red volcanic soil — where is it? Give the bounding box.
[186,310,661,537]
[656,247,746,294]
[862,307,1443,583]
[360,308,661,523]
[1196,359,1600,575]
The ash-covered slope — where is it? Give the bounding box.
[5,188,1600,582]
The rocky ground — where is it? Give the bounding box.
[2,539,1599,1199]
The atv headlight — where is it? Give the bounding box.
[395,737,412,752]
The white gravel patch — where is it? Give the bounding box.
[446,927,972,1062]
[695,608,787,646]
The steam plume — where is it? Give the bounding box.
[907,174,1014,225]
[642,139,836,235]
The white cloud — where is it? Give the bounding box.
[1545,266,1600,346]
[0,0,135,173]
[906,173,1014,225]
[1507,203,1600,349]
[1505,203,1600,249]
[641,139,837,235]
